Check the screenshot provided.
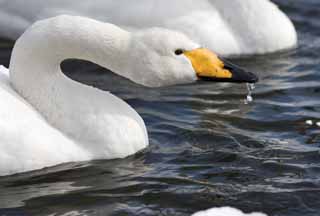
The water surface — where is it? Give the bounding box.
[0,1,320,215]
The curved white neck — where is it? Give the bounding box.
[8,16,147,157]
[10,15,131,90]
[9,15,132,115]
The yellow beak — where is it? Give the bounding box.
[184,48,258,83]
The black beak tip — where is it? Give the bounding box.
[231,70,259,83]
[198,71,259,83]
[222,58,259,83]
[247,72,259,83]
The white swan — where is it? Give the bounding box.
[193,207,267,216]
[0,0,297,56]
[0,15,257,176]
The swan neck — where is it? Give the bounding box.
[8,16,133,132]
[6,16,150,158]
[10,16,131,89]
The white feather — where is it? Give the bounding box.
[192,207,267,216]
[0,0,297,56]
[0,15,206,176]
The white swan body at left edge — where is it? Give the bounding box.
[0,15,258,176]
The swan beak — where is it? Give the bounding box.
[184,48,258,83]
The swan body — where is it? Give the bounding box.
[1,16,180,175]
[0,65,91,174]
[0,15,251,175]
[0,15,257,176]
[192,207,267,216]
[0,0,297,56]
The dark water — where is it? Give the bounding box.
[1,1,320,215]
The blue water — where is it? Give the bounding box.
[0,0,320,215]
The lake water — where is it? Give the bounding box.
[0,0,320,215]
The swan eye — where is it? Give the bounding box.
[175,49,184,55]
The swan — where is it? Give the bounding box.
[0,0,297,56]
[0,15,257,176]
[192,207,267,216]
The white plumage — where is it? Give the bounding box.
[193,207,267,216]
[0,15,212,176]
[0,0,297,56]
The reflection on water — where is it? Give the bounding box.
[1,0,320,215]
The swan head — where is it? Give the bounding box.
[126,28,258,87]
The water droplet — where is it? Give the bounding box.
[306,120,313,126]
[244,83,255,104]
